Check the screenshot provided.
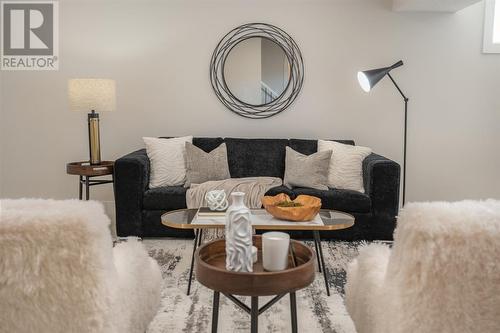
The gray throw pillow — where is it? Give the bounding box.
[184,142,231,187]
[283,146,332,190]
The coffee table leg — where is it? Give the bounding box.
[211,291,220,333]
[187,229,200,295]
[251,297,258,333]
[313,231,330,296]
[313,233,322,273]
[290,292,297,333]
[198,229,204,246]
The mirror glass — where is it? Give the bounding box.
[224,37,291,106]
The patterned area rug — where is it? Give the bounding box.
[144,238,366,333]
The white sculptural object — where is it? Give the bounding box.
[204,190,228,211]
[225,192,253,272]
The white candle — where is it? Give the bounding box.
[262,232,290,271]
[252,246,258,264]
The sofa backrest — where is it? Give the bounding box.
[191,137,355,179]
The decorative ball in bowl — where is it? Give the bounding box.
[261,193,322,222]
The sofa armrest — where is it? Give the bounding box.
[362,153,401,218]
[114,149,150,236]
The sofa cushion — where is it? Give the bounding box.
[289,139,355,155]
[159,137,224,153]
[283,147,332,190]
[143,186,187,210]
[288,139,318,155]
[143,136,192,187]
[225,138,289,178]
[193,137,225,152]
[264,185,296,198]
[184,142,230,187]
[318,140,372,193]
[292,187,371,213]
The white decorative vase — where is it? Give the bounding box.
[225,192,253,272]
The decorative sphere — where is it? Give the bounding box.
[205,190,228,211]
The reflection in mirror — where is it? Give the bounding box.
[224,37,290,106]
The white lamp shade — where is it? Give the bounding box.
[357,71,371,92]
[68,79,116,112]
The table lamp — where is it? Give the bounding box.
[357,60,408,204]
[68,79,116,165]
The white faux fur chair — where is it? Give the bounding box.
[345,200,500,333]
[0,199,162,333]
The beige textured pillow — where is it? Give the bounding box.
[283,147,332,190]
[318,140,372,193]
[184,142,230,187]
[143,136,193,188]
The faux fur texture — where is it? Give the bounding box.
[345,200,500,333]
[0,199,161,333]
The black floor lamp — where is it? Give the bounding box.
[357,60,408,204]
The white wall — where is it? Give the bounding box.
[1,0,499,206]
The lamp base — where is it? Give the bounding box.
[88,110,101,165]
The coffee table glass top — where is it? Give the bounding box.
[161,208,354,231]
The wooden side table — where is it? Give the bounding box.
[66,161,114,200]
[196,236,315,333]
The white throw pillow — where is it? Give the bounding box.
[143,136,193,188]
[318,140,372,193]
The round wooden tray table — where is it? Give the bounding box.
[196,235,315,333]
[66,161,114,200]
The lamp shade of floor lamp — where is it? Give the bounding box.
[68,79,116,165]
[357,60,408,204]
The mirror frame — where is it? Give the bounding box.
[210,23,304,119]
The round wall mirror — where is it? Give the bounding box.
[223,37,291,106]
[210,23,304,119]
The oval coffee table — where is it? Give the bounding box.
[196,235,315,333]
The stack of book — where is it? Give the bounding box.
[197,207,227,217]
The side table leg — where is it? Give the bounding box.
[211,291,220,333]
[251,297,258,333]
[290,292,297,333]
[187,229,200,295]
[78,176,83,200]
[85,176,90,200]
[314,231,330,296]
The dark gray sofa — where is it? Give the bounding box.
[114,137,400,240]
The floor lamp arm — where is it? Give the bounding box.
[387,73,408,102]
[387,73,408,205]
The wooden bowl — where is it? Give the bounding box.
[261,193,322,221]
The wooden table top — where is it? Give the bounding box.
[161,208,354,231]
[66,161,114,176]
[195,236,315,296]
